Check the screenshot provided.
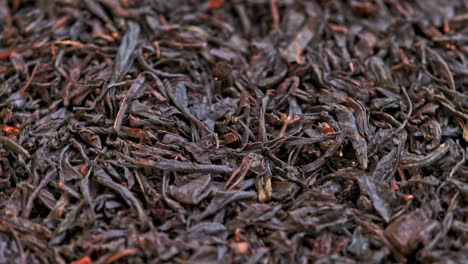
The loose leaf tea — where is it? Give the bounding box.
[0,0,467,263]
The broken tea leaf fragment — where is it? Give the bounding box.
[384,209,438,255]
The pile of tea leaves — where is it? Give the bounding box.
[0,0,467,263]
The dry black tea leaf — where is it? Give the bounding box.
[0,0,466,263]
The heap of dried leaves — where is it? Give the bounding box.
[0,0,467,263]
